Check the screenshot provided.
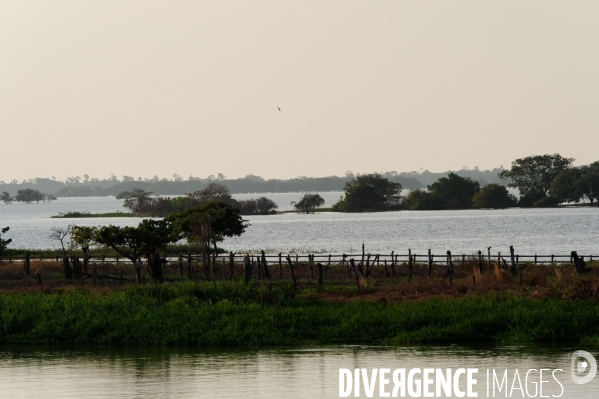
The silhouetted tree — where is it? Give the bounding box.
[427,173,480,209]
[292,193,325,213]
[500,154,574,206]
[15,189,45,204]
[472,184,517,209]
[1,192,12,204]
[95,220,177,283]
[120,188,154,214]
[332,174,401,212]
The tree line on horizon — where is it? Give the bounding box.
[0,168,506,197]
[2,154,596,210]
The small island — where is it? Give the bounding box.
[52,211,139,218]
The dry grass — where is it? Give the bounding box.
[1,258,599,303]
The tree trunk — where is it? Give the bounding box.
[83,248,89,273]
[63,257,72,279]
[261,250,270,280]
[147,253,165,282]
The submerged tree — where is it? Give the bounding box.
[427,173,480,209]
[1,192,12,204]
[291,193,325,213]
[120,188,154,214]
[15,189,45,204]
[500,154,574,206]
[332,173,402,212]
[472,184,517,209]
[238,197,278,215]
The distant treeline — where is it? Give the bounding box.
[0,168,507,197]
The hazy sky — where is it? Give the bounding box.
[1,1,598,181]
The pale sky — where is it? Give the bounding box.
[1,1,598,182]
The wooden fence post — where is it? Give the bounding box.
[230,252,235,279]
[361,243,365,276]
[309,254,314,280]
[478,250,483,274]
[318,262,323,291]
[391,251,395,277]
[278,253,283,279]
[285,255,297,291]
[509,245,517,275]
[343,254,350,276]
[408,249,413,281]
[244,255,251,283]
[428,249,432,277]
[349,258,360,290]
[256,256,262,280]
[446,250,453,286]
[187,254,192,280]
[384,259,390,277]
[261,250,270,281]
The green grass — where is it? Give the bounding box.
[1,282,598,345]
[51,211,138,218]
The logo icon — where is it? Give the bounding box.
[571,350,597,384]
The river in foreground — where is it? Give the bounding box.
[0,344,596,398]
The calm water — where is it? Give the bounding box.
[1,194,599,255]
[0,344,597,398]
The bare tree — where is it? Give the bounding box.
[49,225,73,257]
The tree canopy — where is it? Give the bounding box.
[427,173,480,209]
[292,193,325,213]
[332,173,402,212]
[167,201,247,247]
[472,184,516,209]
[1,192,12,204]
[15,189,46,204]
[499,154,574,205]
[95,219,177,282]
[401,173,481,210]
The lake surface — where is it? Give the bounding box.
[1,194,599,256]
[0,344,597,398]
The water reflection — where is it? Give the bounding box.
[1,344,597,398]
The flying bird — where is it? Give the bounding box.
[277,106,281,111]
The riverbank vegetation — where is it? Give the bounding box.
[1,258,599,345]
[52,211,138,218]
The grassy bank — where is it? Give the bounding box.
[1,281,599,345]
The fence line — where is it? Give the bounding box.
[2,251,596,265]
